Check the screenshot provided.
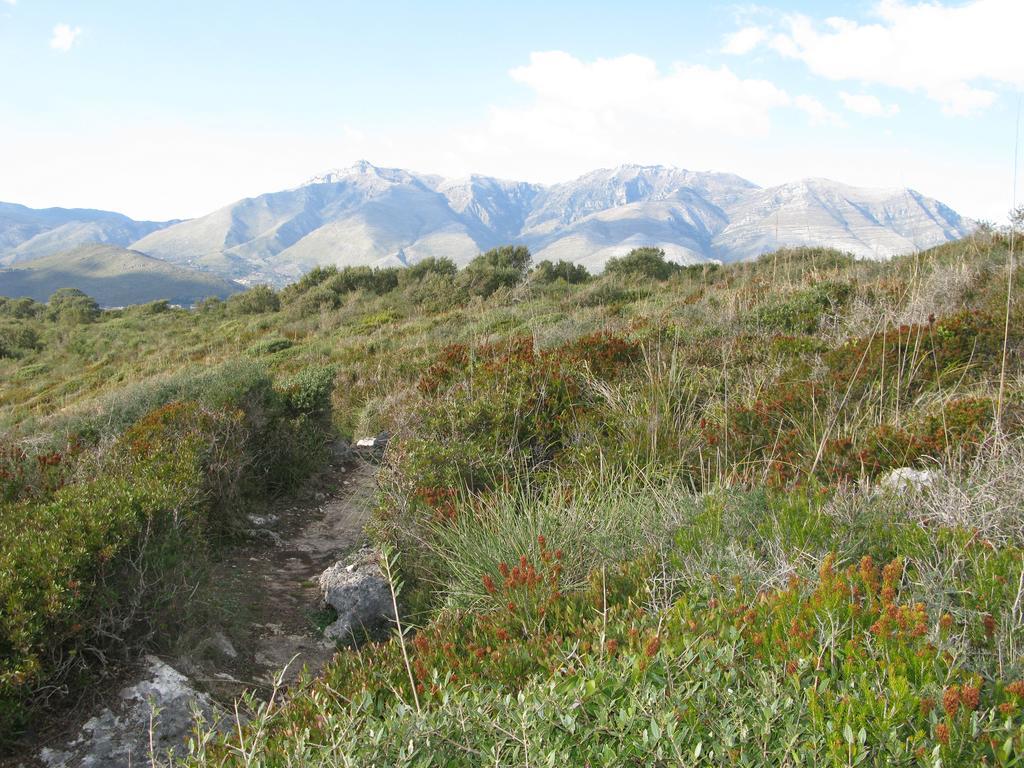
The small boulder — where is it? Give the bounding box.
[318,548,394,643]
[40,656,222,768]
[881,467,938,493]
[354,432,390,455]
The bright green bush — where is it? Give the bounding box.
[0,403,214,738]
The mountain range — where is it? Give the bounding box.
[1,163,974,291]
[0,202,176,267]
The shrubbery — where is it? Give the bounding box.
[457,246,531,298]
[190,464,1024,766]
[747,280,853,333]
[0,297,41,319]
[530,259,590,285]
[3,235,1024,761]
[46,288,100,324]
[0,362,336,741]
[604,247,680,280]
[0,322,40,359]
[226,284,280,315]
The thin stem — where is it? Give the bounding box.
[380,545,421,712]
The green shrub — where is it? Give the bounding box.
[604,247,680,280]
[226,284,280,315]
[0,355,339,741]
[0,297,42,319]
[324,266,400,296]
[280,365,336,423]
[530,260,590,285]
[576,281,645,307]
[748,281,854,334]
[283,266,402,316]
[0,403,214,738]
[46,288,100,324]
[458,246,531,298]
[401,257,459,283]
[129,299,171,315]
[0,322,40,359]
[247,336,294,356]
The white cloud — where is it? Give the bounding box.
[722,26,767,55]
[50,23,82,52]
[465,51,792,178]
[794,95,844,126]
[839,92,900,117]
[758,0,1024,115]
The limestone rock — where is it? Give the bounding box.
[318,548,393,643]
[881,467,938,493]
[40,656,221,768]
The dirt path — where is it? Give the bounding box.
[27,445,379,767]
[195,451,378,696]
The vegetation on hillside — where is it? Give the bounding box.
[2,234,1023,764]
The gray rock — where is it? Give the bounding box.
[881,467,939,493]
[354,432,389,451]
[246,527,284,547]
[40,656,221,768]
[318,548,394,643]
[245,512,279,528]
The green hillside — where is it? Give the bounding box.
[0,244,241,307]
[1,236,1023,765]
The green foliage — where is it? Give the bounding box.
[748,280,854,333]
[46,288,100,324]
[129,299,172,315]
[0,360,337,741]
[530,259,590,285]
[0,297,42,319]
[0,322,40,359]
[226,284,280,315]
[190,476,1024,766]
[458,245,532,297]
[280,364,336,422]
[247,336,294,356]
[4,233,1024,759]
[401,257,459,283]
[0,403,212,737]
[604,247,680,280]
[282,265,403,315]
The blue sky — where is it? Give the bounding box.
[0,0,1020,222]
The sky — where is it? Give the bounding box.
[0,0,1021,222]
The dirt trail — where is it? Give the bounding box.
[24,445,379,767]
[196,450,378,695]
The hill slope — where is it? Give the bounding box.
[0,245,243,306]
[131,162,974,284]
[0,202,177,265]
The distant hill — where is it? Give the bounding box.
[0,202,178,266]
[0,245,243,307]
[130,162,975,285]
